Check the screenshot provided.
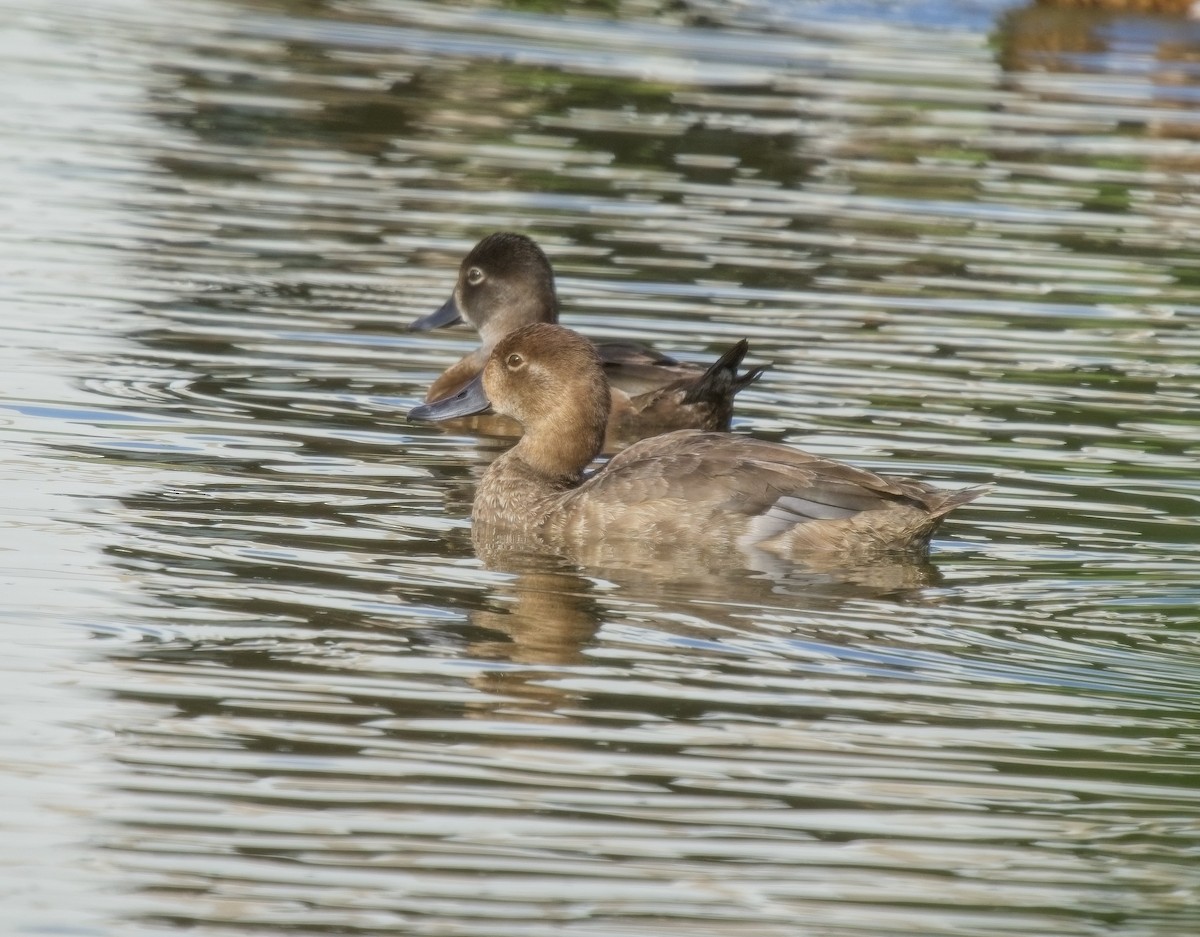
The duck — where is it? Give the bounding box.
[408,232,764,445]
[1033,0,1197,11]
[408,322,986,564]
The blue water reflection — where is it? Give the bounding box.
[2,0,1200,935]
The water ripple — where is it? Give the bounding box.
[4,0,1200,935]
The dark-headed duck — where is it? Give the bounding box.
[409,323,986,562]
[409,232,763,444]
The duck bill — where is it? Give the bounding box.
[408,372,492,422]
[407,295,463,331]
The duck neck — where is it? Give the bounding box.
[426,347,487,402]
[478,295,558,350]
[512,428,602,487]
[482,387,609,517]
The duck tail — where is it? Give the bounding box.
[681,339,766,405]
[926,484,990,518]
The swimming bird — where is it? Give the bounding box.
[1035,0,1197,11]
[409,323,985,563]
[409,232,763,444]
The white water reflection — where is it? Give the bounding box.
[2,0,1200,935]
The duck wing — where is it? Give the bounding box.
[595,341,698,396]
[606,340,766,435]
[573,431,984,554]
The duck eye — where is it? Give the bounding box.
[506,352,525,370]
[466,267,485,286]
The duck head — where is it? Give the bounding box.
[408,233,560,349]
[409,323,610,478]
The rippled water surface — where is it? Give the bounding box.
[3,0,1200,934]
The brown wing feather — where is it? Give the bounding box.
[565,432,983,552]
[608,341,765,435]
[597,342,698,396]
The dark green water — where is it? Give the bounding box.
[1,0,1198,934]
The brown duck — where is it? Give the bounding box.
[409,232,763,445]
[409,323,986,563]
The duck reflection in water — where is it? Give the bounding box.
[409,323,986,583]
[462,556,606,717]
[409,232,764,449]
[462,545,951,721]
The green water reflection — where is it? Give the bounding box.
[3,0,1200,935]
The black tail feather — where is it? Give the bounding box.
[681,339,766,405]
